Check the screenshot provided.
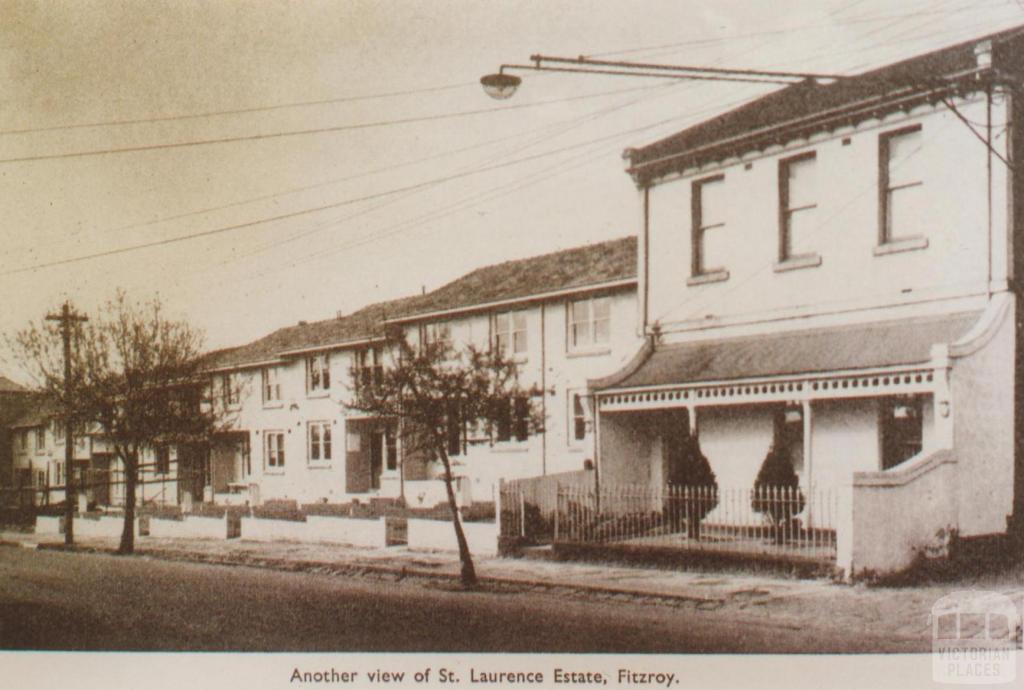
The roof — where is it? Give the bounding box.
[388,236,636,321]
[0,376,28,394]
[10,400,56,429]
[627,26,1024,184]
[206,236,637,369]
[596,311,980,391]
[203,295,424,370]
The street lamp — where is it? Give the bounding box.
[480,54,844,99]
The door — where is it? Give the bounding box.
[369,432,383,490]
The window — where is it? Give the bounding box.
[262,367,281,404]
[880,396,924,469]
[568,296,611,352]
[240,435,251,478]
[494,310,528,356]
[18,430,27,451]
[155,446,171,475]
[879,125,925,246]
[356,346,384,388]
[778,152,819,263]
[307,353,330,393]
[221,373,238,407]
[570,392,587,443]
[494,396,530,443]
[53,420,65,443]
[54,461,63,487]
[691,174,728,279]
[308,421,332,463]
[35,427,45,452]
[264,431,285,471]
[423,321,451,345]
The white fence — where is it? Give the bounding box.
[407,519,498,556]
[147,515,228,540]
[240,515,387,548]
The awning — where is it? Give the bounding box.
[596,311,981,393]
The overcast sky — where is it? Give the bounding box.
[1,0,1022,383]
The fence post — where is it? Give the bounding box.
[553,485,560,543]
[519,487,526,539]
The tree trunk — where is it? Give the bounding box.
[119,452,137,554]
[438,448,476,588]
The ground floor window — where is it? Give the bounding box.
[308,421,332,463]
[265,431,285,471]
[880,396,924,469]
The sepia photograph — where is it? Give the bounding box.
[1,1,1024,688]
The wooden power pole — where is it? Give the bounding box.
[46,302,87,546]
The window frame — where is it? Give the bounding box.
[567,295,611,354]
[264,431,286,473]
[307,421,332,465]
[493,309,528,358]
[423,321,451,346]
[306,353,331,395]
[568,391,587,445]
[356,346,384,389]
[777,151,822,269]
[221,372,239,408]
[262,366,282,406]
[877,124,928,252]
[689,173,729,283]
[34,427,45,454]
[154,446,171,475]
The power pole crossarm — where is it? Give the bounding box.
[46,302,88,546]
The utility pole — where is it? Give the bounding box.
[46,302,87,546]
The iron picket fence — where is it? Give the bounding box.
[555,483,837,562]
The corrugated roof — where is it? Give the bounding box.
[598,311,980,391]
[205,236,636,369]
[628,26,1024,183]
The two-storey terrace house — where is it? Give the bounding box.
[8,404,96,507]
[588,28,1024,577]
[192,237,639,509]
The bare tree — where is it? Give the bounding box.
[12,291,231,553]
[348,331,541,587]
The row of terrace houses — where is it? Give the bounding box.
[5,237,640,511]
[7,28,1024,578]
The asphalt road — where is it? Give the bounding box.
[0,546,918,652]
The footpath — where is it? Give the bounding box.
[4,529,1021,648]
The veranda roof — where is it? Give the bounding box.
[594,311,981,392]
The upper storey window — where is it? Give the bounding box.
[778,152,821,268]
[307,353,330,394]
[878,125,927,251]
[689,174,728,284]
[494,310,528,357]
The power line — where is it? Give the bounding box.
[0,82,476,137]
[30,82,672,256]
[1,109,710,277]
[0,85,675,166]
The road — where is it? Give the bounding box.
[0,546,920,652]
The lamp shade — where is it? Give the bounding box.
[480,73,521,99]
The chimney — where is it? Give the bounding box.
[298,320,308,326]
[336,310,344,319]
[975,40,993,70]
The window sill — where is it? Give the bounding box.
[307,462,333,469]
[874,237,928,256]
[306,391,330,400]
[262,401,284,409]
[566,347,611,359]
[773,254,822,273]
[686,270,729,287]
[263,468,285,476]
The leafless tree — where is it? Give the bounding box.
[348,330,542,587]
[11,291,232,553]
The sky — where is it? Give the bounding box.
[1,0,1023,384]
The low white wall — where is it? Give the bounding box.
[306,516,386,548]
[407,519,498,557]
[35,516,62,535]
[148,516,227,540]
[76,515,135,538]
[239,517,308,542]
